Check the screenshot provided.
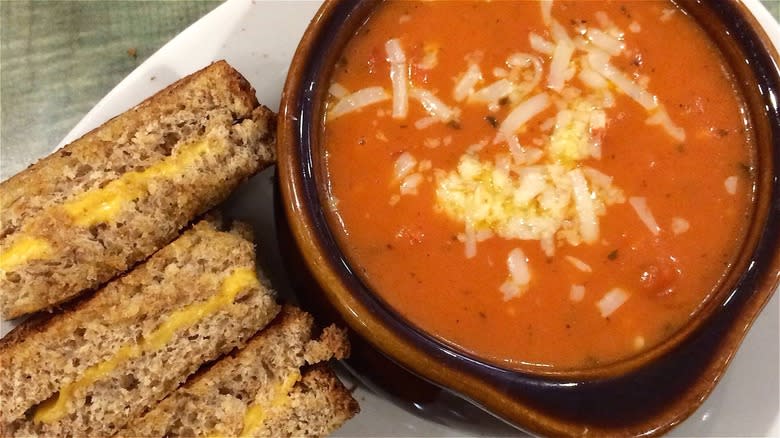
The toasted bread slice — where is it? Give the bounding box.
[254,365,360,438]
[0,219,280,437]
[0,60,276,319]
[118,306,358,437]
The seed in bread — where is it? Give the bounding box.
[118,306,358,438]
[0,219,280,437]
[0,60,276,319]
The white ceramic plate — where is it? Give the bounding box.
[2,1,778,436]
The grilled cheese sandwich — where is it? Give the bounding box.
[0,61,276,319]
[33,266,260,425]
[0,220,280,437]
[119,306,358,438]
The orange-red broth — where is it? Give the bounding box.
[322,1,754,369]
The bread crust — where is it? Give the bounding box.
[0,61,277,319]
[252,365,360,438]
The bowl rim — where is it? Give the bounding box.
[278,0,780,434]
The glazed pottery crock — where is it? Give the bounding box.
[278,0,780,435]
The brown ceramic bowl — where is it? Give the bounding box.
[278,0,780,435]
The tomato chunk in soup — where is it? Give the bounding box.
[322,0,754,369]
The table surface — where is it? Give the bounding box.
[1,0,778,180]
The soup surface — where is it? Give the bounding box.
[322,0,754,369]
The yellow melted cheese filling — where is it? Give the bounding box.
[33,267,260,424]
[0,236,52,271]
[62,138,219,227]
[238,371,302,437]
[0,138,222,272]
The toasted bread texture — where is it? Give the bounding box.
[118,306,357,438]
[256,366,360,438]
[0,219,280,437]
[0,60,276,319]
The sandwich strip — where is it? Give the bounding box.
[33,267,259,424]
[248,366,360,438]
[0,220,280,437]
[0,60,276,319]
[238,370,301,437]
[118,306,358,438]
[61,137,223,227]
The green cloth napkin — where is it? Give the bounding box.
[0,1,221,180]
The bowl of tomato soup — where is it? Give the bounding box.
[279,0,780,434]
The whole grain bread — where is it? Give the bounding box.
[118,306,356,437]
[255,366,360,438]
[0,60,276,319]
[0,219,280,437]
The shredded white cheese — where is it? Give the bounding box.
[493,67,509,78]
[586,28,625,56]
[416,43,439,70]
[415,117,439,130]
[328,83,350,99]
[587,50,658,111]
[454,64,483,102]
[410,88,458,122]
[565,256,592,273]
[548,40,576,92]
[394,152,417,181]
[550,19,572,45]
[436,157,623,247]
[385,38,409,119]
[530,32,555,55]
[423,137,441,149]
[569,168,599,244]
[507,53,544,95]
[547,40,574,93]
[671,217,690,235]
[470,79,514,106]
[578,68,609,90]
[724,176,738,195]
[597,288,629,317]
[400,173,423,195]
[629,197,661,236]
[647,106,686,142]
[501,248,531,300]
[570,284,586,302]
[499,93,551,136]
[329,87,390,119]
[507,248,531,285]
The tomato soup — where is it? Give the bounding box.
[322,1,754,369]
